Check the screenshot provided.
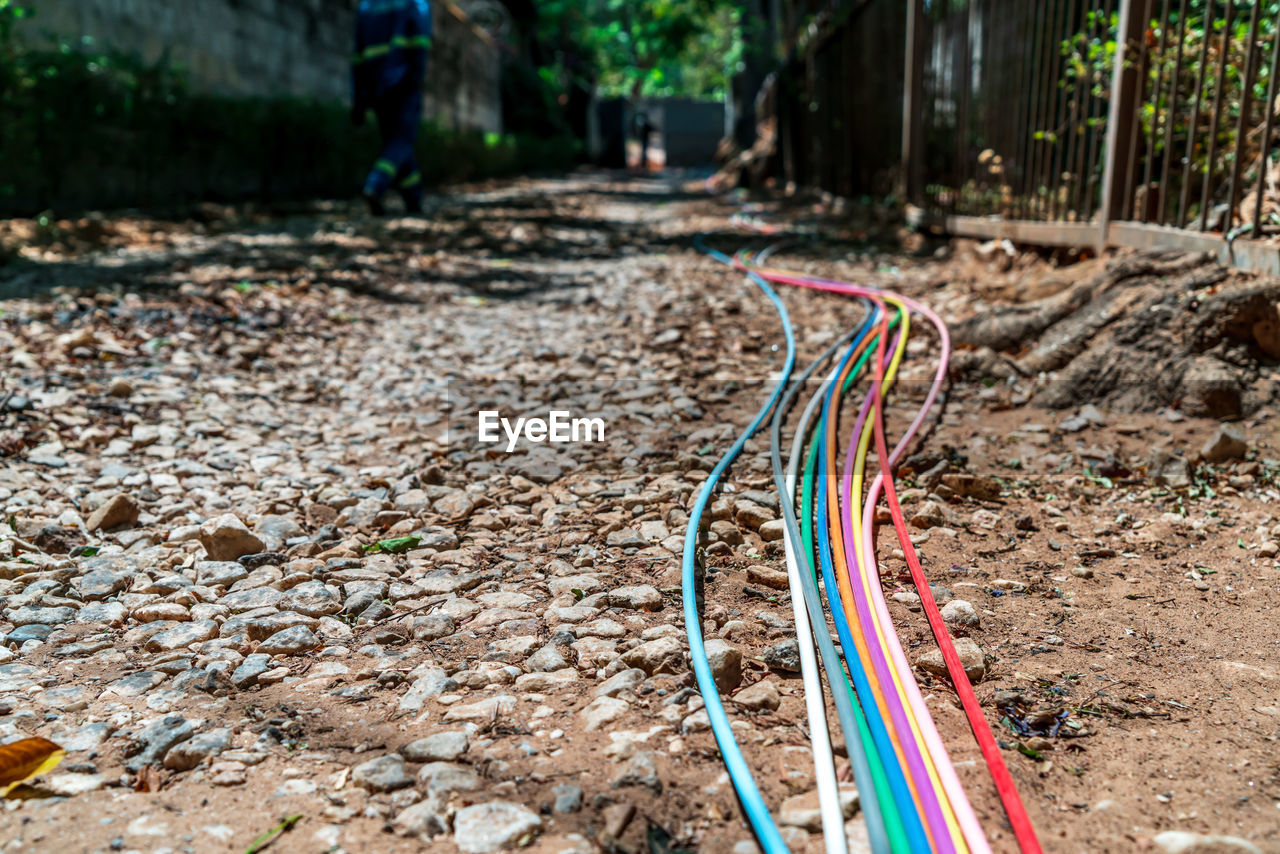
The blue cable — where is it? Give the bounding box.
[686,236,795,853]
[814,335,934,854]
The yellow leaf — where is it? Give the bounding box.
[0,737,65,797]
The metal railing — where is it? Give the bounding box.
[777,0,1280,272]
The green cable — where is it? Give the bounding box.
[798,313,910,853]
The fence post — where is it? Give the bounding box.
[901,0,925,206]
[1098,0,1150,245]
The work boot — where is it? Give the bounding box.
[362,189,386,217]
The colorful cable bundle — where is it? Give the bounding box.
[683,234,1043,854]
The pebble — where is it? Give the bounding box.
[581,696,630,731]
[86,493,140,532]
[1200,423,1248,463]
[453,801,542,853]
[351,753,412,792]
[747,565,790,590]
[256,625,321,656]
[704,638,742,691]
[164,728,230,771]
[1153,832,1261,854]
[779,784,860,830]
[732,679,780,711]
[916,637,986,682]
[403,731,469,763]
[763,639,801,672]
[940,599,979,627]
[199,514,265,561]
[553,784,584,814]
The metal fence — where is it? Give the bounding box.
[777,0,1280,273]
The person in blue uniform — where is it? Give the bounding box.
[351,0,432,215]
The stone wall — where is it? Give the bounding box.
[23,0,501,131]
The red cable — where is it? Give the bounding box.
[868,325,1045,854]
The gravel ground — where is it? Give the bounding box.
[0,175,1278,854]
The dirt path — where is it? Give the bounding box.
[0,175,1277,853]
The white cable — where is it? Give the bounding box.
[781,362,849,854]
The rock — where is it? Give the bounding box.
[732,679,780,711]
[593,668,645,698]
[196,561,249,588]
[1259,542,1279,559]
[256,625,320,656]
[1148,447,1192,489]
[403,731,468,763]
[602,802,635,837]
[940,599,979,627]
[444,695,516,723]
[607,585,663,611]
[747,565,789,590]
[199,514,265,561]
[1152,831,1262,854]
[758,520,785,541]
[32,525,80,554]
[410,614,456,640]
[453,801,542,853]
[910,501,948,529]
[704,639,742,692]
[553,784,584,814]
[581,696,630,731]
[763,639,801,672]
[916,637,986,682]
[351,753,412,792]
[163,728,230,770]
[231,653,273,688]
[394,797,450,841]
[280,581,342,617]
[526,643,571,673]
[419,761,481,794]
[1201,423,1248,463]
[79,568,128,600]
[620,637,685,675]
[1070,566,1094,579]
[125,715,195,772]
[779,784,859,831]
[939,473,1001,501]
[611,750,662,793]
[144,620,219,652]
[8,606,75,627]
[87,493,140,532]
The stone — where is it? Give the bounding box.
[195,561,249,588]
[602,802,635,837]
[758,520,785,541]
[87,494,140,532]
[1201,423,1248,463]
[8,606,75,627]
[394,797,450,841]
[280,581,342,617]
[526,643,571,673]
[1152,831,1261,854]
[410,614,456,640]
[704,639,742,692]
[231,653,273,688]
[79,568,128,600]
[910,501,948,529]
[779,784,859,831]
[144,620,219,652]
[1148,447,1192,489]
[32,525,80,554]
[763,639,801,672]
[732,679,780,711]
[607,584,663,611]
[916,637,986,682]
[403,731,468,763]
[453,801,542,853]
[747,565,789,590]
[611,750,661,793]
[593,668,645,698]
[351,753,412,792]
[418,761,481,794]
[620,637,685,675]
[163,727,231,770]
[199,514,265,561]
[940,599,979,627]
[125,715,195,772]
[553,784,584,814]
[256,625,321,656]
[443,695,516,723]
[581,696,630,731]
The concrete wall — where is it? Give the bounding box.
[24,0,501,131]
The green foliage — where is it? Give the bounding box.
[536,0,741,99]
[0,3,576,214]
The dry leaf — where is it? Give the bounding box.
[0,737,65,797]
